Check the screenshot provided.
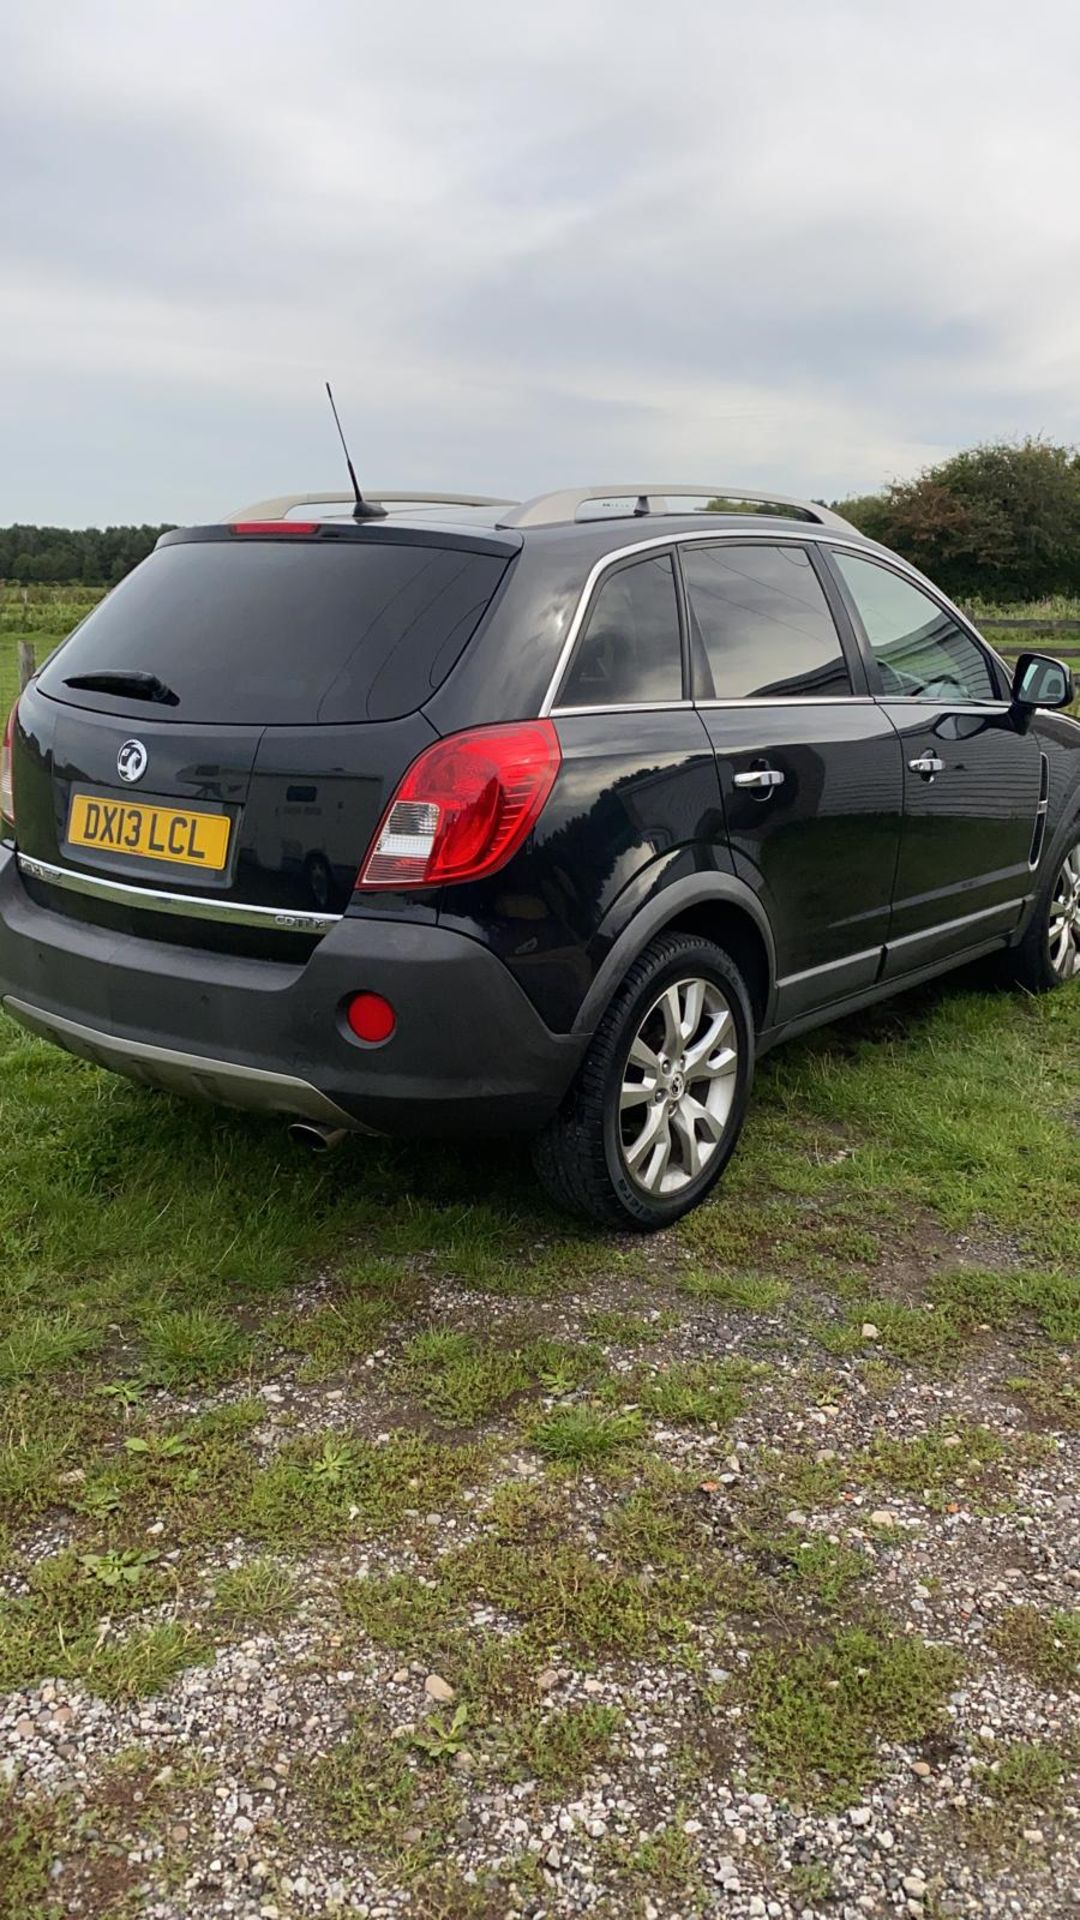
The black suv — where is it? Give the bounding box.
[1,483,1077,1229]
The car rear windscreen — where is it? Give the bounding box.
[37,538,512,724]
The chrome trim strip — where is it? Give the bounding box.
[888,899,1028,951]
[551,700,694,718]
[2,996,358,1128]
[776,947,882,989]
[16,855,341,936]
[538,527,997,718]
[550,696,881,716]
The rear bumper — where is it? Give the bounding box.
[0,847,586,1134]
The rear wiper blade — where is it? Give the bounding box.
[63,670,180,707]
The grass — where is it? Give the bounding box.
[990,1607,1080,1689]
[0,893,1078,1899]
[745,1625,962,1806]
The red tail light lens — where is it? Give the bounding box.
[0,699,17,826]
[358,721,561,890]
[229,522,319,536]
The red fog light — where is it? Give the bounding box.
[345,991,396,1044]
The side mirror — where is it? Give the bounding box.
[1011,651,1074,711]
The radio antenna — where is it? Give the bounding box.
[325,382,387,520]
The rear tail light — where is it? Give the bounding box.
[0,699,17,826]
[358,720,561,890]
[229,521,319,536]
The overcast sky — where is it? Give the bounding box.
[3,0,1080,527]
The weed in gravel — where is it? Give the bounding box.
[632,1357,747,1427]
[507,1702,622,1790]
[281,1293,402,1379]
[866,1424,1009,1508]
[604,1817,705,1911]
[788,1861,835,1904]
[747,1448,849,1518]
[243,1429,486,1544]
[78,1621,210,1701]
[745,1625,962,1805]
[584,1309,679,1344]
[529,1404,643,1464]
[680,1269,789,1312]
[140,1308,250,1386]
[393,1329,605,1425]
[213,1558,297,1625]
[986,1740,1071,1806]
[311,1716,463,1867]
[818,1301,964,1368]
[991,1606,1080,1688]
[0,1785,61,1920]
[744,1530,869,1609]
[1006,1356,1080,1429]
[931,1265,1080,1344]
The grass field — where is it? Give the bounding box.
[1,580,1079,1915]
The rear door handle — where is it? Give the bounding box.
[733,768,785,791]
[909,755,945,779]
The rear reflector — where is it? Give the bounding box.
[0,697,18,825]
[229,521,319,536]
[357,720,561,890]
[345,992,396,1043]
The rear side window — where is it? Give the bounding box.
[831,551,997,702]
[37,539,510,725]
[558,554,683,708]
[683,543,851,699]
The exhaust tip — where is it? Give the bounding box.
[288,1121,349,1154]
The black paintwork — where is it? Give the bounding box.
[3,509,1080,1133]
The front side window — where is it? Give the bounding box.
[558,554,683,708]
[832,552,996,702]
[682,543,851,699]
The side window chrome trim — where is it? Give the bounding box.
[550,699,694,717]
[539,528,984,717]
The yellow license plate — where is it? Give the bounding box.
[67,792,232,872]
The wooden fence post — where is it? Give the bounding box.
[18,640,35,690]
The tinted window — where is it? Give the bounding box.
[559,555,682,707]
[38,539,510,725]
[833,552,996,702]
[682,544,851,699]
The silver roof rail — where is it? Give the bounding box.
[224,490,518,521]
[496,485,857,533]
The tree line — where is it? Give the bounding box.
[832,439,1080,602]
[5,438,1080,601]
[0,524,174,586]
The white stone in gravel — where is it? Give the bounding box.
[749,1899,767,1917]
[903,1875,928,1898]
[1024,1828,1046,1844]
[861,1323,881,1340]
[849,1806,873,1826]
[424,1674,454,1702]
[869,1510,899,1528]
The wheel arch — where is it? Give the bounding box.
[574,874,776,1037]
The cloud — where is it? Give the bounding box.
[2,0,1079,522]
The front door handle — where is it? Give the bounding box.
[909,754,945,780]
[733,767,785,791]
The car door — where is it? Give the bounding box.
[682,538,904,1021]
[825,549,1042,978]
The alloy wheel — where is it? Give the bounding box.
[1049,846,1080,980]
[618,976,738,1196]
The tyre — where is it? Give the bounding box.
[1005,830,1080,993]
[532,931,755,1230]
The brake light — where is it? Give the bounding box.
[358,721,561,890]
[0,699,17,826]
[229,522,319,536]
